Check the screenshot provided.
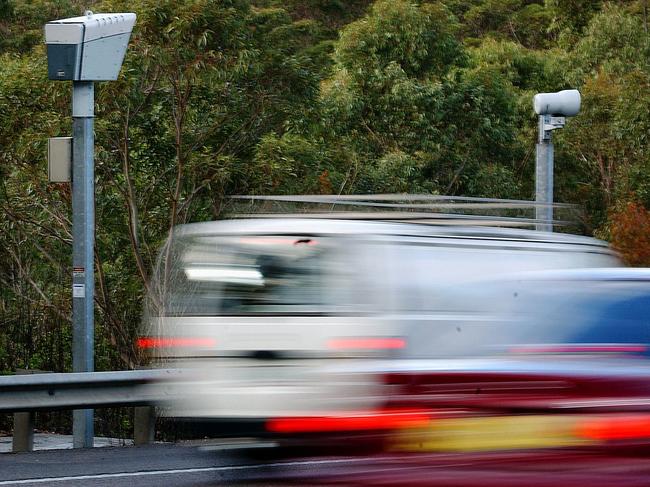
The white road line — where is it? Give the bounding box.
[0,457,372,485]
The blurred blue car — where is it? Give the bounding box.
[403,268,650,359]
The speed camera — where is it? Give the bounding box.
[44,12,136,81]
[533,89,581,117]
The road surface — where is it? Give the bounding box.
[4,442,650,486]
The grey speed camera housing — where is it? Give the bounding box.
[533,89,581,117]
[44,12,136,81]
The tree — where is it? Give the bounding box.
[546,0,602,42]
[269,0,525,198]
[555,5,650,229]
[607,201,650,266]
[569,3,650,81]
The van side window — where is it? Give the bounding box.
[166,236,334,315]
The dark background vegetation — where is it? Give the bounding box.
[1,0,650,435]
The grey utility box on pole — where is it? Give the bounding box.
[532,89,581,232]
[47,137,72,182]
[45,11,136,449]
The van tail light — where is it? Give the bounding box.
[327,337,406,350]
[136,336,217,349]
[266,409,430,434]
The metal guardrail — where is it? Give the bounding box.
[0,369,181,412]
[0,369,182,453]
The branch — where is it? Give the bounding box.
[5,246,71,323]
[119,106,153,294]
[445,160,467,195]
[94,248,137,369]
[2,206,71,246]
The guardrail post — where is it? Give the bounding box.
[12,411,35,453]
[133,406,155,445]
[11,369,45,453]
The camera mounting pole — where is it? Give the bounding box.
[533,90,581,232]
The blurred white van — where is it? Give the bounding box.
[140,197,621,435]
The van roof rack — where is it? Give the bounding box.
[226,195,582,229]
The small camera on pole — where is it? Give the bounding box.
[532,89,581,232]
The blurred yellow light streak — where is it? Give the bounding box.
[390,415,594,452]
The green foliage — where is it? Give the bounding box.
[253,0,373,31]
[304,0,525,198]
[513,3,555,47]
[468,164,522,198]
[468,39,570,95]
[336,0,463,83]
[358,151,438,194]
[253,132,329,193]
[0,0,92,53]
[569,3,650,80]
[546,0,602,39]
[464,0,553,48]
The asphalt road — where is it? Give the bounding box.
[3,443,650,486]
[0,442,392,487]
[0,443,282,486]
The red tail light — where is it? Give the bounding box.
[136,337,216,349]
[266,409,430,433]
[328,337,406,350]
[577,414,650,441]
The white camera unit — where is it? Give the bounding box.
[533,89,581,117]
[44,11,136,81]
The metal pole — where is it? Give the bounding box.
[72,81,95,448]
[535,114,554,232]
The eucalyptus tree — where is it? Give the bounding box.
[556,4,650,229]
[256,0,524,198]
